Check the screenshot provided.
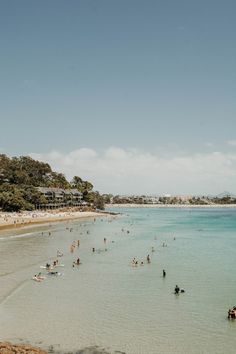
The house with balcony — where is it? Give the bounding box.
[36,187,83,208]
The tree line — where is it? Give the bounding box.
[0,154,105,211]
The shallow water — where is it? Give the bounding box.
[0,208,236,354]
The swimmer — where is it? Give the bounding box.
[37,272,45,280]
[33,275,42,282]
[48,271,59,276]
[57,250,63,257]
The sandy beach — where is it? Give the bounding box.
[0,210,108,231]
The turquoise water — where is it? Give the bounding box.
[0,208,236,354]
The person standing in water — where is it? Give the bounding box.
[147,255,151,263]
[163,269,166,277]
[175,285,180,294]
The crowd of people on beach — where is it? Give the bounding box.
[0,210,100,229]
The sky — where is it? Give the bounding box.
[1,0,236,195]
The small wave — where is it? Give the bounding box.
[0,232,35,241]
[0,279,28,305]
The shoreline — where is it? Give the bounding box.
[106,203,236,208]
[0,210,113,232]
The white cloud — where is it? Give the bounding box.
[205,142,214,147]
[227,140,236,146]
[30,147,236,195]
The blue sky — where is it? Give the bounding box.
[1,0,236,194]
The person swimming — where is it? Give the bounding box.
[57,250,63,257]
[73,258,80,265]
[37,272,45,280]
[48,271,59,275]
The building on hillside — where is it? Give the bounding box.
[36,187,84,209]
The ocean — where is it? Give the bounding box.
[0,207,236,354]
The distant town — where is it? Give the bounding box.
[103,192,236,205]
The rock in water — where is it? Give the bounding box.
[0,342,48,354]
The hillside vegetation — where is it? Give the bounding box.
[0,154,104,211]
